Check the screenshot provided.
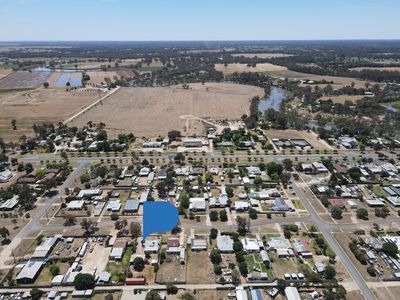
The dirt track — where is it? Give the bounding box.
[70,83,263,137]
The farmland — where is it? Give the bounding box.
[232,53,293,58]
[70,83,263,137]
[0,88,105,140]
[0,71,51,89]
[86,70,136,85]
[318,94,372,104]
[215,63,287,74]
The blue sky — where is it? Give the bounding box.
[0,0,399,41]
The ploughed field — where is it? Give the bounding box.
[70,83,264,137]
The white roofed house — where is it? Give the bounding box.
[0,195,19,211]
[189,198,206,211]
[246,166,261,178]
[110,240,127,260]
[0,169,13,183]
[234,201,249,211]
[16,260,45,284]
[312,162,329,173]
[217,235,234,252]
[139,167,150,176]
[143,239,160,253]
[190,237,207,251]
[241,237,260,253]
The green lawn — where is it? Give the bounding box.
[373,186,387,198]
[106,246,133,282]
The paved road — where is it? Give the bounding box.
[291,180,378,300]
[0,161,88,269]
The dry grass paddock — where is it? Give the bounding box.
[0,87,105,140]
[70,83,263,137]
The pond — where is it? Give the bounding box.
[258,87,290,113]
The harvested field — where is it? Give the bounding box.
[215,63,287,74]
[232,53,293,58]
[0,71,51,89]
[70,83,263,137]
[266,129,332,150]
[319,95,372,104]
[0,88,105,140]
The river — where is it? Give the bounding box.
[258,87,289,113]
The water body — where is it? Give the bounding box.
[258,87,289,113]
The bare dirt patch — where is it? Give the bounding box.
[0,88,105,140]
[0,71,51,89]
[70,83,263,137]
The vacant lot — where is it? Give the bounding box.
[0,88,105,140]
[266,129,332,150]
[232,53,293,59]
[156,254,186,283]
[71,83,263,137]
[215,63,287,75]
[186,250,215,284]
[0,71,51,89]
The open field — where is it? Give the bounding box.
[266,129,331,150]
[0,68,12,79]
[319,95,372,104]
[350,66,400,72]
[0,88,105,140]
[47,72,82,88]
[186,250,215,284]
[70,83,263,137]
[215,63,287,74]
[0,71,51,89]
[216,63,367,88]
[373,286,400,300]
[75,58,143,69]
[232,53,293,58]
[86,70,135,85]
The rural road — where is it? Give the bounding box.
[291,179,378,300]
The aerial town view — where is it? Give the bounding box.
[1,1,400,299]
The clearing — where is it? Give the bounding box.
[215,63,287,74]
[318,95,372,104]
[70,83,263,137]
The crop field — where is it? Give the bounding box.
[0,88,105,140]
[0,71,51,89]
[47,72,82,87]
[266,129,332,150]
[70,83,263,137]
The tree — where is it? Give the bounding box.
[210,228,218,239]
[219,210,228,222]
[248,208,258,220]
[167,130,181,141]
[233,241,243,252]
[356,208,368,220]
[209,249,222,264]
[238,261,248,276]
[74,273,95,290]
[277,278,288,293]
[132,257,145,271]
[383,242,398,258]
[43,82,49,88]
[49,264,60,277]
[166,283,178,294]
[209,210,219,221]
[236,216,249,235]
[130,222,142,240]
[80,219,98,235]
[180,293,196,300]
[324,265,336,279]
[11,119,17,130]
[330,206,342,219]
[283,158,292,170]
[145,290,161,300]
[30,288,43,300]
[0,227,10,240]
[63,213,76,226]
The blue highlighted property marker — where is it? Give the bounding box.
[142,201,179,240]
